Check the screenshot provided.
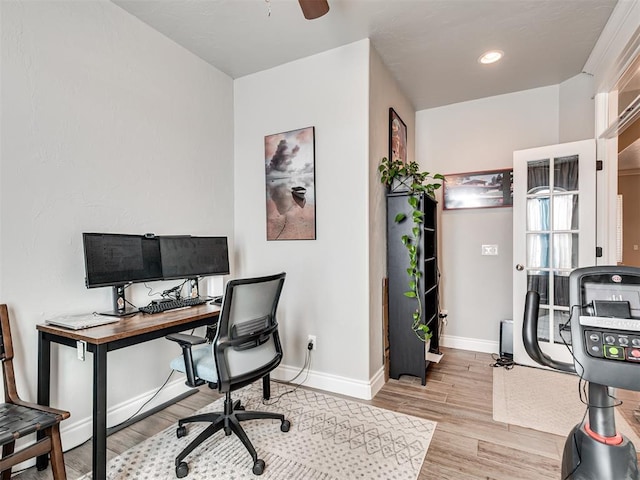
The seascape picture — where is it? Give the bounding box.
[264,126,316,240]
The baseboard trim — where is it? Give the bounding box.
[369,366,386,398]
[272,364,383,400]
[60,377,193,451]
[106,388,198,436]
[440,334,498,354]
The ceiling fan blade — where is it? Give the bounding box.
[298,0,329,20]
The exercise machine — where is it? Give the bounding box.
[523,266,640,480]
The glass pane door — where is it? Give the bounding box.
[513,140,595,367]
[525,154,578,347]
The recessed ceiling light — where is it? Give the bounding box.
[479,50,504,65]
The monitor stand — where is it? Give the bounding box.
[101,285,137,317]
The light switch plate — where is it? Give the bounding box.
[482,244,498,256]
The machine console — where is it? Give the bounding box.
[570,266,640,391]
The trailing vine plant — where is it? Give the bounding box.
[379,156,444,341]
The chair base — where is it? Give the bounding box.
[174,392,290,477]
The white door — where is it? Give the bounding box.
[513,139,596,367]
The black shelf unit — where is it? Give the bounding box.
[386,192,440,385]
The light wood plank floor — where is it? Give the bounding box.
[14,347,640,479]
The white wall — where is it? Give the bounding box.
[234,40,375,398]
[368,47,415,380]
[559,73,595,143]
[1,0,234,448]
[416,86,560,352]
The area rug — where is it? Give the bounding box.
[81,382,436,479]
[493,365,640,443]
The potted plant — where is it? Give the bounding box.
[379,157,444,341]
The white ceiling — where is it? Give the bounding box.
[113,0,618,111]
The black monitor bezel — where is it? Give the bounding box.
[159,235,230,281]
[82,232,164,289]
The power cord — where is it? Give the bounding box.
[46,367,180,461]
[108,326,198,430]
[262,347,313,406]
[107,370,176,430]
[490,353,515,369]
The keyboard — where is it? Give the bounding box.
[139,297,209,314]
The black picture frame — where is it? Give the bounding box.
[389,108,407,164]
[443,168,513,210]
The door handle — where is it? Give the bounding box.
[515,264,524,271]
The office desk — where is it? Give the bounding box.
[36,304,243,480]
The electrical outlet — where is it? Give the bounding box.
[307,335,316,350]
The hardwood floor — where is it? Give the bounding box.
[14,347,640,479]
[374,349,566,480]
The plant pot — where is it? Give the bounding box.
[391,175,413,192]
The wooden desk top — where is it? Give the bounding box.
[36,304,220,345]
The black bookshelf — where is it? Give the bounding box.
[386,192,440,385]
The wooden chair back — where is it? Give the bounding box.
[0,304,70,480]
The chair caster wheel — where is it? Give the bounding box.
[237,405,246,411]
[281,419,291,432]
[252,459,265,475]
[176,461,189,478]
[176,426,187,438]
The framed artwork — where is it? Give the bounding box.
[443,168,513,210]
[389,108,407,164]
[264,126,316,240]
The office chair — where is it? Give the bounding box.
[166,272,290,477]
[0,304,70,480]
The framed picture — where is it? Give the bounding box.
[389,108,407,164]
[443,168,513,210]
[264,126,316,240]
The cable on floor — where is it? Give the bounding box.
[490,353,515,369]
[262,348,313,406]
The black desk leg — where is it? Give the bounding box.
[93,344,108,480]
[36,332,51,470]
[263,375,270,400]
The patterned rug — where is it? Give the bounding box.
[81,382,436,479]
[493,365,640,443]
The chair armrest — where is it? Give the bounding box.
[165,333,207,347]
[165,333,207,388]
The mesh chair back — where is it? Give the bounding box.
[214,273,285,392]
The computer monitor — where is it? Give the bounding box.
[83,233,163,315]
[82,233,229,316]
[159,236,230,280]
[83,233,163,288]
